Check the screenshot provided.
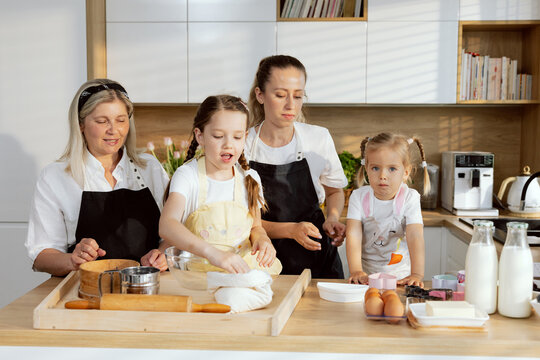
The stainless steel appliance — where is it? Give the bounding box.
[441,151,498,216]
[459,217,540,246]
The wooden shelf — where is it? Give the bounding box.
[457,20,540,103]
[458,100,540,105]
[277,0,367,22]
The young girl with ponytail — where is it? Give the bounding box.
[346,133,430,287]
[159,95,281,274]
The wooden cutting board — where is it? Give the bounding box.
[33,269,310,336]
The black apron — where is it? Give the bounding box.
[69,160,161,262]
[249,123,343,279]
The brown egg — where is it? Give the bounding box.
[365,296,384,316]
[364,287,380,302]
[383,296,404,322]
[381,289,399,302]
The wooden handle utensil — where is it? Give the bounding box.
[65,294,230,313]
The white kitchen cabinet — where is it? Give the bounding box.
[188,22,275,103]
[188,0,275,21]
[0,224,49,308]
[337,243,349,279]
[106,0,187,22]
[444,228,469,274]
[277,22,367,104]
[460,0,540,21]
[366,21,458,104]
[107,23,188,103]
[424,227,443,280]
[369,0,459,21]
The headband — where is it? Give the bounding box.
[78,83,129,114]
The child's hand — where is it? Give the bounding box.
[207,248,250,274]
[251,236,276,268]
[141,249,168,272]
[348,271,369,285]
[398,273,424,287]
[290,222,322,251]
[322,219,346,246]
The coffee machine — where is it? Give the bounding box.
[441,151,499,216]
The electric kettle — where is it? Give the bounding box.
[497,166,540,216]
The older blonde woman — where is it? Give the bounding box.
[25,79,170,276]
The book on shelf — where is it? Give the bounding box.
[501,56,508,101]
[526,74,533,100]
[354,0,362,17]
[313,0,324,17]
[343,0,355,17]
[494,58,502,100]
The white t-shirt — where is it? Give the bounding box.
[347,185,423,225]
[244,122,347,204]
[169,159,263,223]
[25,149,170,262]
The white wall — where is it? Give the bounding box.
[0,0,87,308]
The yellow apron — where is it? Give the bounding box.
[184,158,282,275]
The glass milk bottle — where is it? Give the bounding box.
[498,222,533,318]
[465,220,498,314]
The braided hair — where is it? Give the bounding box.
[357,133,431,196]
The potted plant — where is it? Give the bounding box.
[338,150,362,205]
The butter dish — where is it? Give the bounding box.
[408,303,489,327]
[317,282,368,303]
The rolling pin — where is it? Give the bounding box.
[65,294,230,313]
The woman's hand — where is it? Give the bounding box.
[70,238,106,269]
[141,249,168,272]
[398,273,424,287]
[322,219,346,246]
[289,222,322,251]
[348,270,369,285]
[206,247,251,274]
[251,235,276,268]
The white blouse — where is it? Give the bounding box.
[25,149,169,263]
[245,122,347,204]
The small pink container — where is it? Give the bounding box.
[368,272,397,290]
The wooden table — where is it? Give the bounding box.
[1,275,539,357]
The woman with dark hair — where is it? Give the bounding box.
[245,55,347,278]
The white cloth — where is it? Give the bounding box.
[346,184,423,279]
[207,270,273,313]
[25,149,169,262]
[169,159,263,223]
[245,122,347,204]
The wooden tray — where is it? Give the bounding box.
[33,269,311,336]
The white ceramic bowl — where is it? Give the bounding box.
[317,282,369,303]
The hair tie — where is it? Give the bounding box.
[421,161,427,168]
[239,100,249,112]
[407,138,414,145]
[360,158,365,166]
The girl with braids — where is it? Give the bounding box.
[346,133,430,287]
[245,55,347,278]
[159,95,281,274]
